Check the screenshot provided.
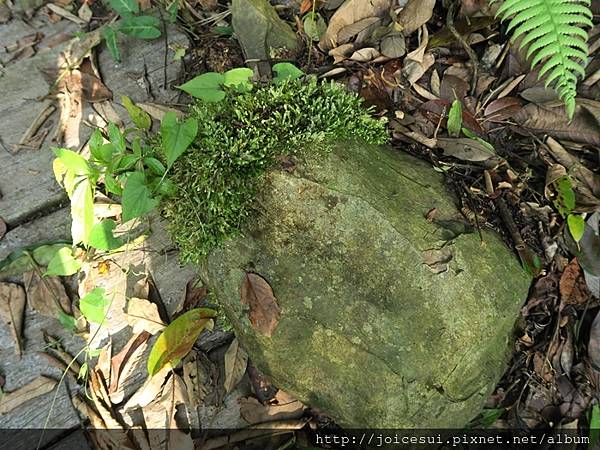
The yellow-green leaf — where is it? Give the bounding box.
[147,308,216,376]
[44,247,82,276]
[447,100,462,137]
[568,213,585,242]
[70,178,94,245]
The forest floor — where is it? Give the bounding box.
[0,0,598,449]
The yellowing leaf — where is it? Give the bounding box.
[147,308,216,376]
[70,178,94,245]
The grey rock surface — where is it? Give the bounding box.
[208,141,531,428]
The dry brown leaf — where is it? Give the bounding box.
[72,395,107,429]
[137,102,184,121]
[78,3,92,22]
[109,331,151,399]
[46,3,87,24]
[437,137,497,162]
[173,278,208,319]
[61,70,113,103]
[512,100,600,146]
[23,271,71,319]
[589,311,600,369]
[483,97,523,122]
[337,16,381,44]
[88,371,126,432]
[421,248,453,274]
[396,0,435,36]
[0,283,25,357]
[123,366,171,410]
[328,43,354,63]
[0,376,57,414]
[223,338,248,393]
[319,0,391,51]
[125,297,165,335]
[546,137,600,198]
[240,273,281,337]
[182,350,214,409]
[405,25,429,64]
[239,391,305,425]
[96,342,112,388]
[143,374,193,450]
[440,74,470,102]
[560,259,590,306]
[350,47,380,62]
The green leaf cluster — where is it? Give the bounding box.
[494,0,592,119]
[52,95,197,248]
[162,77,388,264]
[103,0,163,63]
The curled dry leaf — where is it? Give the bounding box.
[350,47,380,62]
[319,0,391,51]
[421,248,453,274]
[109,331,151,400]
[396,0,435,36]
[0,376,57,414]
[143,374,193,450]
[223,338,248,393]
[125,297,165,335]
[0,283,26,357]
[23,271,71,319]
[240,273,281,337]
[173,278,208,319]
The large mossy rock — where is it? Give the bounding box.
[207,141,530,428]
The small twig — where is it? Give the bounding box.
[446,0,479,96]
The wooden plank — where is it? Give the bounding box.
[0,208,70,261]
[0,22,187,226]
[0,18,191,438]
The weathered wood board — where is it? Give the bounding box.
[0,13,196,443]
[0,19,188,226]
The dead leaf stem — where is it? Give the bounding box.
[446,0,478,96]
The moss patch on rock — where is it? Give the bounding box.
[162,79,387,263]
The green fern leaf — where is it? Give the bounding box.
[494,0,591,119]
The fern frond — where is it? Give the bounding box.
[494,0,592,119]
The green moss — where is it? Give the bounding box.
[162,78,388,264]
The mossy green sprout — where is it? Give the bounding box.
[162,77,388,264]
